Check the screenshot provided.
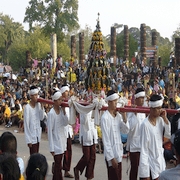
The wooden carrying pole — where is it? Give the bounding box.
[37,98,179,115]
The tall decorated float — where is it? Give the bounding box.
[85,13,111,96]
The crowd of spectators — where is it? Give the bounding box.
[0,55,180,131]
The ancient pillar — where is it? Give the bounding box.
[175,38,180,66]
[140,24,146,64]
[50,33,57,69]
[26,50,32,68]
[152,31,157,67]
[124,25,129,61]
[71,35,76,60]
[79,32,84,65]
[110,26,116,64]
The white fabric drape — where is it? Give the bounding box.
[68,96,104,126]
[68,96,126,127]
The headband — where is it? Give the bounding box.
[61,86,69,94]
[134,91,145,99]
[52,92,62,101]
[105,93,119,102]
[149,99,163,108]
[29,88,39,95]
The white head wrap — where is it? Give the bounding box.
[149,99,163,108]
[52,91,62,101]
[105,93,119,102]
[134,91,145,99]
[29,88,39,95]
[61,86,69,94]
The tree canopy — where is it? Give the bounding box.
[24,0,79,40]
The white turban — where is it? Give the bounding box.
[29,88,39,95]
[149,99,163,108]
[52,91,62,101]
[105,93,119,102]
[61,86,70,94]
[134,91,145,99]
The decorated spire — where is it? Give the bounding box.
[95,12,101,32]
[85,13,111,93]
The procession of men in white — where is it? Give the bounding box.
[24,86,172,180]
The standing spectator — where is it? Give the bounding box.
[101,90,129,180]
[24,85,45,155]
[47,91,68,180]
[139,94,171,180]
[159,76,165,90]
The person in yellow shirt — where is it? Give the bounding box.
[174,91,180,107]
[11,104,23,127]
[67,69,77,83]
[3,101,11,128]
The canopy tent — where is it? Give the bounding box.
[0,65,12,73]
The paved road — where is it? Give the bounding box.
[0,126,174,180]
[0,126,131,180]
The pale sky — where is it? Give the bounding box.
[0,0,180,40]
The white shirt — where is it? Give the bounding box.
[79,111,98,146]
[101,110,129,166]
[139,116,171,179]
[64,107,73,138]
[17,157,24,175]
[24,103,44,144]
[126,112,146,152]
[47,107,68,155]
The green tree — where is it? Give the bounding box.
[8,41,27,71]
[24,0,79,40]
[25,26,50,59]
[57,41,70,62]
[157,44,171,66]
[0,13,24,64]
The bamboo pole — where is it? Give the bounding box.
[37,98,179,115]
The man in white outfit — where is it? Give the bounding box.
[74,110,98,180]
[101,90,129,180]
[47,91,68,180]
[24,85,45,155]
[61,85,74,178]
[139,94,171,180]
[126,88,146,180]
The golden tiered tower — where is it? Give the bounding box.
[85,13,111,93]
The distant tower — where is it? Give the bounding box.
[110,26,116,64]
[140,24,146,64]
[79,32,84,65]
[124,25,129,61]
